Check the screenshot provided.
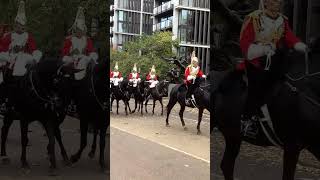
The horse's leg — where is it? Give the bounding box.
[197,108,204,135]
[88,128,98,159]
[152,99,156,115]
[145,96,149,113]
[179,105,186,130]
[1,114,14,164]
[124,100,128,116]
[126,100,131,114]
[71,119,88,163]
[220,128,242,180]
[166,95,177,127]
[116,100,119,115]
[110,97,114,112]
[159,98,164,116]
[20,120,30,171]
[140,101,143,115]
[46,120,57,173]
[133,99,137,113]
[99,127,107,172]
[54,126,71,166]
[282,144,301,180]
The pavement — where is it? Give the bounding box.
[0,116,109,180]
[211,129,320,180]
[110,98,210,180]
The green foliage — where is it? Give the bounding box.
[0,0,107,57]
[110,32,179,79]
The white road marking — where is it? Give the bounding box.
[111,125,210,164]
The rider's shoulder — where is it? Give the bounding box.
[65,35,72,40]
[245,10,263,21]
[2,32,11,38]
[280,13,288,20]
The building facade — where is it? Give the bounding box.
[153,0,210,73]
[110,0,154,50]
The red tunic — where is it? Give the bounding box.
[128,72,140,79]
[62,36,96,57]
[184,65,204,84]
[146,73,158,81]
[238,12,300,70]
[0,32,37,53]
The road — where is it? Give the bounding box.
[0,116,109,180]
[211,129,320,180]
[110,98,210,180]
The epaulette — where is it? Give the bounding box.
[246,10,263,21]
[65,35,72,40]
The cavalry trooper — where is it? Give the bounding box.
[184,51,206,106]
[0,1,42,77]
[146,65,159,89]
[128,63,141,87]
[237,0,307,122]
[61,6,98,80]
[110,62,123,85]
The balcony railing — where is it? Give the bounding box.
[154,1,174,15]
[153,19,173,31]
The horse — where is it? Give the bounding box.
[0,57,70,174]
[128,79,146,115]
[58,60,109,173]
[110,78,131,115]
[144,80,169,115]
[213,47,320,180]
[166,77,210,134]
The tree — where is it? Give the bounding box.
[110,31,179,80]
[0,0,108,58]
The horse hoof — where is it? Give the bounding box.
[88,151,95,159]
[101,166,109,174]
[197,131,202,135]
[48,167,59,176]
[184,127,188,131]
[70,155,79,163]
[63,159,73,167]
[21,165,31,175]
[166,124,170,127]
[1,156,10,165]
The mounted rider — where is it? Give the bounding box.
[238,0,307,121]
[184,51,206,106]
[110,62,123,86]
[61,6,98,80]
[0,1,42,77]
[128,63,141,87]
[146,65,159,88]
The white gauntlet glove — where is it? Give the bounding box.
[294,42,307,53]
[187,75,195,81]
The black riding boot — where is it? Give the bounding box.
[243,63,269,121]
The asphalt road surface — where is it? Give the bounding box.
[0,116,109,180]
[110,98,210,180]
[211,129,320,180]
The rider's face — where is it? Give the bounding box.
[14,23,25,34]
[75,28,84,38]
[265,0,282,13]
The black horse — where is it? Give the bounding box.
[0,57,70,174]
[110,78,131,115]
[144,80,169,115]
[58,60,108,173]
[129,80,146,115]
[166,77,210,134]
[213,48,320,180]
